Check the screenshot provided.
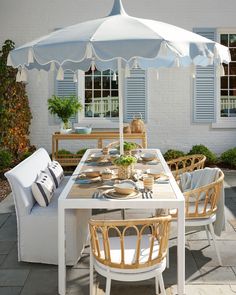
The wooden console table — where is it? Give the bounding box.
[52,132,147,166]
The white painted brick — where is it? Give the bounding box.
[1,0,236,155]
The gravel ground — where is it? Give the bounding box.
[0,179,11,202]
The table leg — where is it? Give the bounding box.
[142,134,147,148]
[177,202,185,295]
[58,202,66,295]
[97,138,103,148]
[52,136,55,160]
[56,139,59,159]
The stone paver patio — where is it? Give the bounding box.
[0,170,235,295]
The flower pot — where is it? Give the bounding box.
[60,121,72,134]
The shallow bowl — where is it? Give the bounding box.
[113,182,135,195]
[141,152,156,161]
[75,127,92,134]
[83,169,101,178]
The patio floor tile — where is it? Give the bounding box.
[189,240,236,267]
[0,214,17,242]
[20,269,58,295]
[0,214,10,228]
[0,241,16,255]
[66,267,90,295]
[0,287,22,295]
[0,245,57,270]
[0,269,29,286]
[171,284,236,295]
[199,266,236,284]
[96,284,173,295]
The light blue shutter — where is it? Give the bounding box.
[55,71,78,123]
[124,68,147,122]
[193,28,216,123]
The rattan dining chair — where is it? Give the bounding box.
[171,168,224,265]
[167,154,206,181]
[89,216,171,295]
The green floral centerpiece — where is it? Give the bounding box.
[113,155,137,179]
[117,141,139,155]
[48,95,82,133]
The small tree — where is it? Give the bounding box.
[0,40,32,158]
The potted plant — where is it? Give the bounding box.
[48,95,82,134]
[113,155,137,179]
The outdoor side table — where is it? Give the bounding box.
[58,149,185,295]
[52,131,147,166]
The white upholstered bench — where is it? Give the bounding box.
[5,148,90,265]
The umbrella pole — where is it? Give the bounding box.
[118,58,124,155]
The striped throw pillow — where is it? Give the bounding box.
[46,161,64,188]
[31,171,54,207]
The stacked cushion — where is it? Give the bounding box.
[46,161,64,188]
[31,171,54,207]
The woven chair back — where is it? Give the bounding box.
[89,216,171,270]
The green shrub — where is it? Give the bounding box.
[221,148,236,167]
[188,144,218,164]
[164,149,185,161]
[113,155,137,166]
[0,149,12,170]
[57,149,72,156]
[76,148,88,156]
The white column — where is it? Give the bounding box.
[118,58,124,155]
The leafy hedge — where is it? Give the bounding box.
[164,149,185,161]
[188,144,218,164]
[221,148,236,168]
[0,40,32,158]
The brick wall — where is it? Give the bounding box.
[1,0,236,155]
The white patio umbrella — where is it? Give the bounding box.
[7,0,231,154]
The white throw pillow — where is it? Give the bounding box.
[46,161,64,188]
[31,171,54,207]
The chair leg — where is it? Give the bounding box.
[121,209,126,220]
[166,247,169,269]
[205,225,211,246]
[90,246,94,295]
[158,274,166,295]
[208,223,222,266]
[155,276,159,295]
[105,276,111,295]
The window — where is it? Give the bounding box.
[84,68,119,119]
[220,34,236,118]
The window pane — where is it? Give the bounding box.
[221,77,228,89]
[103,76,110,89]
[229,63,236,75]
[221,90,228,96]
[221,34,228,46]
[103,70,111,76]
[103,90,110,98]
[229,76,236,89]
[94,76,101,89]
[230,48,236,61]
[85,104,93,117]
[85,90,92,102]
[94,69,101,76]
[111,104,119,117]
[94,90,101,98]
[223,64,229,75]
[111,79,118,89]
[94,100,101,117]
[111,90,119,98]
[85,77,92,89]
[86,68,93,75]
[230,34,236,47]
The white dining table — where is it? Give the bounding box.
[58,148,185,295]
